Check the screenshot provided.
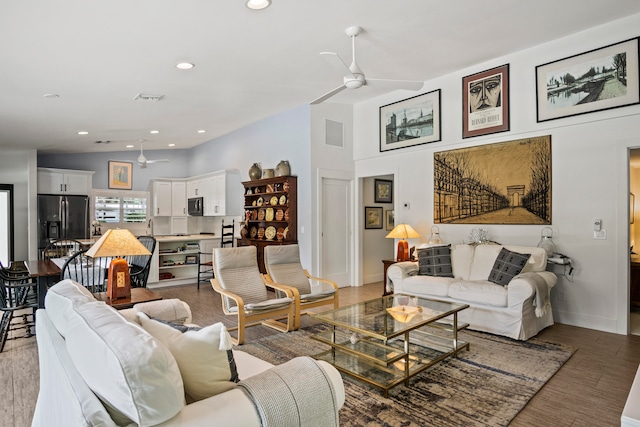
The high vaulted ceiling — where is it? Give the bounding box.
[2,1,640,154]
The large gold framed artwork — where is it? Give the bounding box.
[434,136,551,225]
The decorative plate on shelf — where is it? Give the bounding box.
[257,197,264,207]
[283,226,289,239]
[250,226,257,238]
[240,226,248,238]
[276,227,285,241]
[252,200,257,207]
[265,226,277,240]
[270,196,278,206]
[257,227,265,239]
[284,209,289,221]
[279,195,286,205]
[251,210,258,221]
[265,208,274,221]
[275,209,284,221]
[258,209,265,221]
[266,184,274,193]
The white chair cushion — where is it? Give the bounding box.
[401,275,455,297]
[448,280,508,307]
[137,313,238,402]
[45,280,185,426]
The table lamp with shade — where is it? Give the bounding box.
[386,224,420,262]
[85,229,151,300]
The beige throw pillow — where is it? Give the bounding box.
[137,313,238,402]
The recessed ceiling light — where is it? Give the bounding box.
[176,62,195,70]
[77,131,89,135]
[246,0,271,10]
[43,93,60,99]
[150,130,160,134]
[168,143,176,147]
[197,130,206,133]
[126,144,134,148]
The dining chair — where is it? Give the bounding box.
[210,246,297,345]
[42,239,83,260]
[60,249,107,293]
[263,244,339,329]
[0,263,38,352]
[128,236,156,288]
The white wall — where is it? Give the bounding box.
[0,150,35,261]
[353,13,640,334]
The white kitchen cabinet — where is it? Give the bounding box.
[37,168,94,195]
[205,170,243,216]
[151,181,172,216]
[171,181,186,217]
[187,178,204,198]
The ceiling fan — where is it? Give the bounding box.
[310,26,424,105]
[135,142,169,169]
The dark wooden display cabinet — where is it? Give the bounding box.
[237,176,297,273]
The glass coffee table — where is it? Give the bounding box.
[311,294,469,396]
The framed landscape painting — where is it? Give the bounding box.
[433,135,551,225]
[462,64,510,138]
[365,206,383,229]
[536,37,640,122]
[379,89,441,152]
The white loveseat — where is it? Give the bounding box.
[387,244,557,340]
[32,279,344,427]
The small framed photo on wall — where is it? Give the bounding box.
[385,210,395,231]
[108,161,133,190]
[364,206,383,229]
[374,179,393,203]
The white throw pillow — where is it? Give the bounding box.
[137,313,239,402]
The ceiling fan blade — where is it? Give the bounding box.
[310,84,348,105]
[319,52,355,79]
[145,159,170,164]
[365,78,424,91]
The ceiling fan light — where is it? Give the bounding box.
[246,0,271,10]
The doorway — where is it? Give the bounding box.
[321,177,352,287]
[0,184,14,266]
[630,149,640,335]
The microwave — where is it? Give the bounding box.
[188,197,204,216]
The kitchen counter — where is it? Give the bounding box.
[154,234,220,242]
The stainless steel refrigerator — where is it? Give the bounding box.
[37,194,90,254]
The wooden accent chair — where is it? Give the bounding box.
[263,244,339,330]
[210,246,297,345]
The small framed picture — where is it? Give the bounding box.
[536,37,640,122]
[185,255,197,265]
[462,64,510,139]
[379,89,441,152]
[108,161,133,190]
[374,179,393,203]
[385,210,395,231]
[364,206,383,229]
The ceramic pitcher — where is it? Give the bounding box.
[275,160,290,177]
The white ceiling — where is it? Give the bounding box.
[2,0,640,154]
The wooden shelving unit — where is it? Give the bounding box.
[237,175,297,273]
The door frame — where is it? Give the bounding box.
[355,168,399,287]
[315,169,355,286]
[0,184,14,265]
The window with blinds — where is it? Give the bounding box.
[93,190,148,227]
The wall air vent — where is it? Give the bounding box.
[133,93,165,101]
[94,140,111,144]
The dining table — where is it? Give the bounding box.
[24,259,62,308]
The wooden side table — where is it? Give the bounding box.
[94,287,163,310]
[382,259,398,296]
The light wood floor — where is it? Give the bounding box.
[2,281,639,426]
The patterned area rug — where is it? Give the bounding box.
[237,324,575,426]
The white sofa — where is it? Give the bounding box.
[32,279,344,427]
[387,244,557,340]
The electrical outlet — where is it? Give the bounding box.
[557,290,566,301]
[594,230,606,240]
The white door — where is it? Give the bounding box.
[321,178,351,287]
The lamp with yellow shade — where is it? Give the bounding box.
[386,224,420,262]
[85,229,151,300]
